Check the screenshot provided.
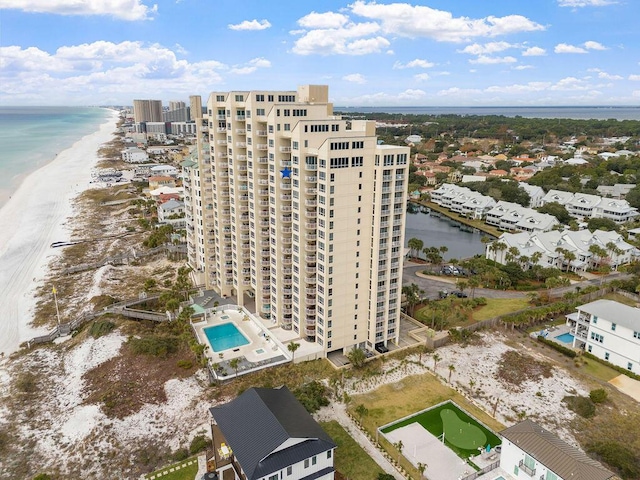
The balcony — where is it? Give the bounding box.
[217,140,227,145]
[305,266,317,274]
[282,277,292,286]
[216,127,227,133]
[281,257,292,265]
[256,130,267,137]
[305,288,316,295]
[235,128,246,134]
[281,226,292,234]
[305,276,316,284]
[306,297,316,306]
[305,221,317,229]
[304,327,316,336]
[305,187,317,195]
[280,194,292,201]
[305,210,317,218]
[304,176,317,182]
[258,189,269,196]
[281,215,292,223]
[305,199,317,207]
[305,255,316,262]
[280,146,292,153]
[518,460,535,477]
[280,183,292,190]
[257,144,268,151]
[304,243,316,252]
[257,156,268,164]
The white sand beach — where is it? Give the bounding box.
[0,110,119,355]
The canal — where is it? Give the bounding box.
[404,208,489,261]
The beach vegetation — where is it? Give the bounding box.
[89,320,116,338]
[293,380,330,413]
[188,433,208,454]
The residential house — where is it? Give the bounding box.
[157,199,186,228]
[566,299,640,373]
[489,169,508,178]
[121,147,149,163]
[499,419,615,480]
[150,164,179,177]
[208,386,336,480]
[540,189,574,207]
[518,183,544,208]
[596,184,636,199]
[566,193,602,220]
[592,198,638,224]
[541,189,638,223]
[461,174,487,183]
[149,176,176,189]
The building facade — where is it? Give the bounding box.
[184,85,409,355]
[133,99,163,123]
[566,299,640,372]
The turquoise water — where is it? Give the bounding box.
[556,332,575,344]
[204,322,250,352]
[0,106,111,207]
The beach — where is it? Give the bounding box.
[0,110,119,355]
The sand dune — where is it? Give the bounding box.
[0,111,119,355]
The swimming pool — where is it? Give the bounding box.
[555,332,575,344]
[204,322,250,352]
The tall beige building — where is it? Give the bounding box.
[133,99,163,122]
[184,85,409,354]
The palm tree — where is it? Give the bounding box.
[530,251,543,268]
[448,364,456,383]
[432,352,441,371]
[402,283,423,316]
[229,358,240,378]
[467,276,481,299]
[287,341,300,363]
[355,404,369,422]
[455,279,469,296]
[588,244,607,268]
[439,245,448,259]
[394,440,404,462]
[407,237,423,260]
[417,462,427,479]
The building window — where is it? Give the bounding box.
[524,454,536,471]
[304,459,309,468]
[269,475,278,480]
[611,323,616,331]
[628,362,633,371]
[312,456,317,466]
[588,345,592,353]
[327,450,332,459]
[592,315,598,324]
[605,352,610,360]
[634,331,640,339]
[287,466,292,475]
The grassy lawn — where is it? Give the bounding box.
[320,421,384,480]
[145,456,199,480]
[380,401,501,460]
[579,356,621,382]
[471,298,529,321]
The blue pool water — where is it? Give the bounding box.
[204,323,250,352]
[555,332,575,344]
[494,477,506,480]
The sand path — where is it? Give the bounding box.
[0,111,119,355]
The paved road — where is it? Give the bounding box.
[402,262,633,301]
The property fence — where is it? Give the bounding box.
[460,461,500,480]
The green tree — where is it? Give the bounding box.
[448,364,456,383]
[287,341,300,363]
[229,358,240,378]
[402,283,424,316]
[347,347,367,368]
[394,440,404,462]
[432,352,441,371]
[408,237,424,260]
[538,202,572,224]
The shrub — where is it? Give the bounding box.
[189,434,209,455]
[176,359,193,370]
[563,395,595,418]
[128,335,180,357]
[536,336,577,358]
[589,388,608,404]
[33,475,52,480]
[587,441,640,479]
[172,448,190,461]
[294,381,330,413]
[15,372,37,394]
[89,320,116,339]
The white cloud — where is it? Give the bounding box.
[292,21,389,55]
[350,1,544,42]
[298,11,349,29]
[629,74,640,81]
[514,65,534,70]
[393,59,435,69]
[343,73,366,84]
[589,69,622,80]
[469,55,517,64]
[459,42,515,55]
[0,41,266,104]
[228,19,271,31]
[0,0,157,20]
[555,43,588,54]
[229,57,271,75]
[413,73,430,82]
[584,40,607,50]
[558,0,617,6]
[522,46,546,56]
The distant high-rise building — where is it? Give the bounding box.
[133,99,163,123]
[183,85,409,356]
[189,95,203,120]
[163,107,190,123]
[169,100,186,111]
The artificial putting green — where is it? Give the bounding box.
[381,401,501,459]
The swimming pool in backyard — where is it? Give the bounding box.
[555,332,575,344]
[204,322,250,352]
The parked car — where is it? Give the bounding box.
[375,343,389,354]
[450,290,468,298]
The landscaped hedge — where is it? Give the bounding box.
[537,335,577,358]
[583,352,640,381]
[500,301,580,326]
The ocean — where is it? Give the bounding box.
[335,105,640,120]
[0,106,111,208]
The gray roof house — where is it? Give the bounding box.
[208,386,336,480]
[500,419,616,480]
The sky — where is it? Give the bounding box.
[2,0,640,106]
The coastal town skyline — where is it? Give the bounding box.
[3,0,640,107]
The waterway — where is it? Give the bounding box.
[404,208,488,261]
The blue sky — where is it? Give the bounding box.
[2,0,640,106]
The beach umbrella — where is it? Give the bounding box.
[486,444,491,453]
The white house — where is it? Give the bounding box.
[157,199,185,228]
[499,419,615,480]
[208,386,336,480]
[121,147,149,163]
[518,182,544,208]
[541,189,638,224]
[150,164,179,177]
[566,299,640,373]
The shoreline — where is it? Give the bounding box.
[0,110,120,355]
[409,199,500,238]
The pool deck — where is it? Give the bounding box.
[192,305,291,379]
[529,323,576,349]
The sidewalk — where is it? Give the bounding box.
[315,403,404,480]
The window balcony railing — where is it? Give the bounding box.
[518,460,536,477]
